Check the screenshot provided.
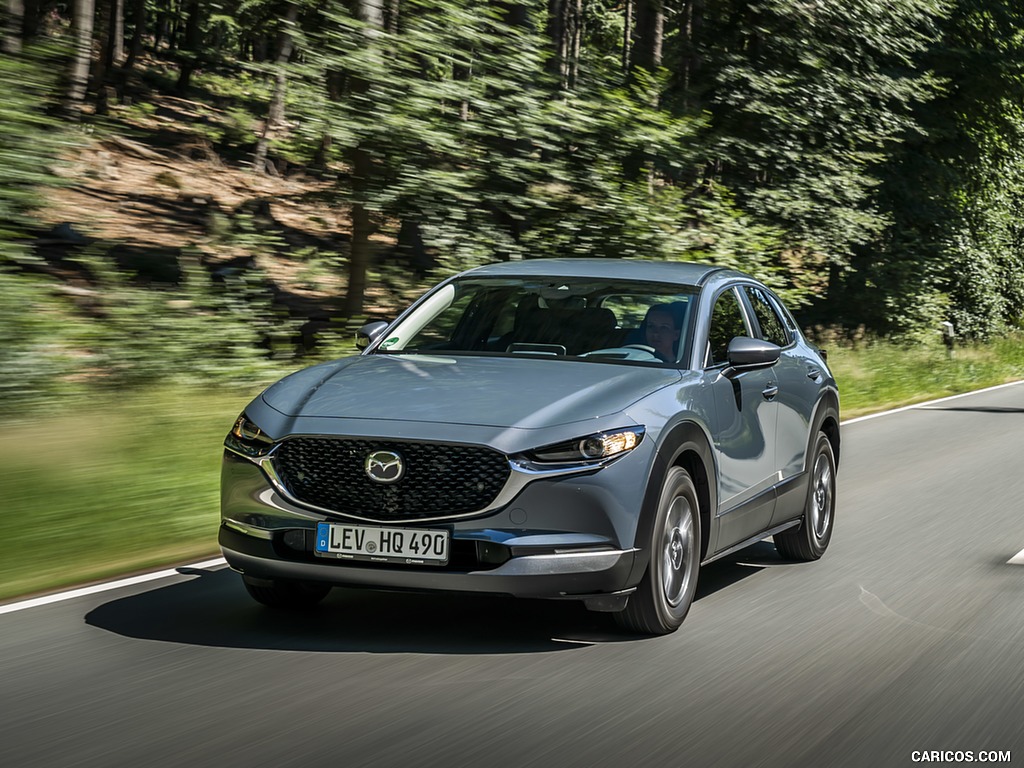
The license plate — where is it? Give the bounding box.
[314,522,450,566]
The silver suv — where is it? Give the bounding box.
[220,259,839,635]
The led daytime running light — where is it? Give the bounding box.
[226,414,273,457]
[232,415,266,442]
[580,431,639,459]
[529,428,644,464]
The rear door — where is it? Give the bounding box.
[740,285,819,524]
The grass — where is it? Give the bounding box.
[825,332,1024,418]
[1,332,1022,602]
[0,386,261,602]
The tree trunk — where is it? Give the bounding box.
[125,0,146,69]
[385,0,399,35]
[103,0,123,66]
[252,35,267,62]
[631,0,663,73]
[623,0,632,73]
[347,145,374,316]
[3,0,23,54]
[154,7,166,50]
[545,0,566,86]
[627,0,664,187]
[502,1,528,29]
[395,218,433,277]
[21,0,39,39]
[91,0,110,91]
[567,0,582,89]
[343,0,385,319]
[174,0,201,93]
[545,0,581,89]
[678,0,703,110]
[168,0,179,54]
[453,57,471,121]
[66,0,96,118]
[253,2,299,174]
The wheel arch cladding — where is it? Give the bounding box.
[812,390,841,469]
[627,421,717,586]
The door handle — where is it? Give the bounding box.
[807,368,822,381]
[762,383,779,401]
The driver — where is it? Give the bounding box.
[644,304,682,363]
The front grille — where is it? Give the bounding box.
[272,438,511,521]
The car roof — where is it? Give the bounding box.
[459,258,742,287]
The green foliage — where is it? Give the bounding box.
[0,246,299,417]
[217,107,258,148]
[291,0,800,295]
[0,44,71,242]
[0,265,83,413]
[847,0,1024,337]
[73,251,298,391]
[706,0,945,265]
[5,0,1024,357]
[937,1,1024,338]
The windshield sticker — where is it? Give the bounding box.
[379,337,400,350]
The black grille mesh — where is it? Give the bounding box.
[272,438,510,520]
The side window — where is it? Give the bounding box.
[744,286,790,347]
[706,289,749,366]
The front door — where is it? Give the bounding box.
[704,287,778,550]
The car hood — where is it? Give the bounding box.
[261,354,681,430]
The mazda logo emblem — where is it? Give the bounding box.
[365,450,404,484]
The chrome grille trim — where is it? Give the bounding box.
[262,457,599,523]
[225,439,611,524]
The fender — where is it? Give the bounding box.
[807,386,841,471]
[765,385,841,529]
[624,419,719,588]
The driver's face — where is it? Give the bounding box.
[645,311,680,360]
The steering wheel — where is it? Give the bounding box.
[623,344,657,354]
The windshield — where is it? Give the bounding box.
[374,276,699,366]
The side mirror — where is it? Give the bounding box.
[727,336,781,370]
[355,320,390,351]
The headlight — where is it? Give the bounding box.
[225,413,274,457]
[522,428,645,466]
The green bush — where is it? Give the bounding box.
[0,265,83,413]
[75,251,299,391]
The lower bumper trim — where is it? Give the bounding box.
[220,526,636,600]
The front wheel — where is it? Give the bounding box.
[774,431,836,561]
[242,576,332,610]
[615,466,701,635]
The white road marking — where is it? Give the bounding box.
[0,557,226,616]
[841,379,1024,426]
[3,379,1022,615]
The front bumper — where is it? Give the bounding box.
[219,524,636,600]
[220,444,650,601]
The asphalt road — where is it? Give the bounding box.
[4,383,1024,768]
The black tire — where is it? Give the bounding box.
[242,576,332,610]
[774,431,836,561]
[615,466,701,635]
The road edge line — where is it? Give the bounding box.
[0,557,227,616]
[840,379,1024,426]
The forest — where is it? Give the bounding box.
[2,0,1023,411]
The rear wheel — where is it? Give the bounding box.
[242,576,332,610]
[775,431,836,561]
[615,466,701,635]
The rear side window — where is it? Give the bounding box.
[744,286,790,347]
[707,289,749,366]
